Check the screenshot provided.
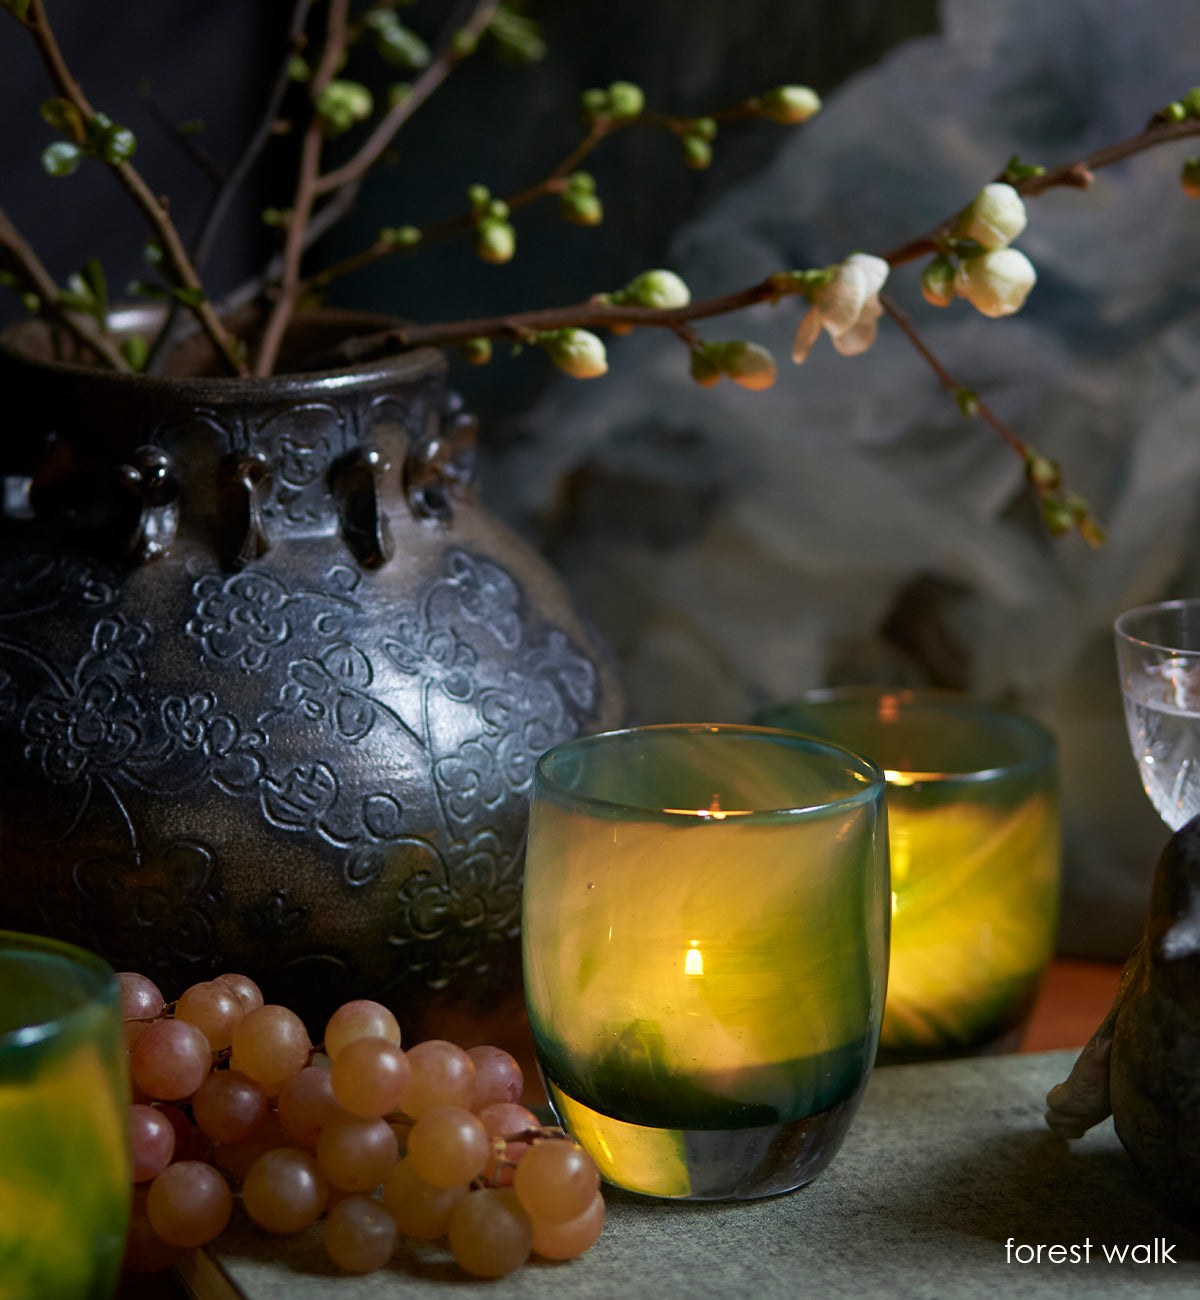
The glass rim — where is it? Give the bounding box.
[1114,598,1200,655]
[771,686,1057,786]
[533,722,886,821]
[0,929,118,1055]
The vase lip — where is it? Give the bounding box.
[0,305,446,398]
[533,721,886,822]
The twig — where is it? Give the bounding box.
[883,116,1200,267]
[146,0,315,374]
[253,0,351,375]
[881,293,1025,455]
[24,0,247,375]
[312,0,502,197]
[0,205,131,370]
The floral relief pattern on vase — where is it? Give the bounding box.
[0,320,624,1033]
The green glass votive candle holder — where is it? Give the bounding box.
[756,689,1061,1063]
[0,930,131,1300]
[522,723,889,1200]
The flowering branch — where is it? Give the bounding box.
[0,205,130,369]
[17,0,248,374]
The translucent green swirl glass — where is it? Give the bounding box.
[0,931,131,1299]
[523,724,889,1200]
[757,689,1060,1063]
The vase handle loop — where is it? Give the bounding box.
[403,391,478,522]
[217,450,271,571]
[332,445,395,569]
[118,446,179,563]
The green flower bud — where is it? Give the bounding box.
[955,247,1037,318]
[1025,452,1061,491]
[690,117,718,141]
[450,26,479,57]
[1184,87,1200,118]
[460,337,493,366]
[40,97,84,142]
[565,170,596,195]
[96,123,137,165]
[316,80,373,136]
[607,81,644,122]
[476,218,516,265]
[366,11,431,70]
[580,87,609,122]
[380,225,422,247]
[467,183,491,214]
[486,198,510,221]
[41,140,82,177]
[1041,497,1074,536]
[1182,158,1200,200]
[920,254,956,307]
[487,7,547,63]
[20,291,40,314]
[561,191,603,226]
[288,55,311,82]
[720,340,777,391]
[954,182,1027,250]
[954,387,980,418]
[538,328,608,379]
[388,83,413,108]
[689,346,723,388]
[620,269,691,310]
[758,85,822,125]
[119,334,149,371]
[262,207,292,227]
[682,134,712,170]
[1163,101,1188,123]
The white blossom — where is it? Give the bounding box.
[955,247,1037,317]
[791,253,889,363]
[955,182,1028,250]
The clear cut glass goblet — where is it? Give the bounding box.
[1114,598,1200,830]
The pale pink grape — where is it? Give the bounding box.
[330,1036,410,1117]
[467,1045,523,1109]
[400,1039,475,1116]
[447,1188,533,1278]
[129,1018,212,1100]
[191,1069,268,1144]
[175,980,246,1051]
[513,1138,600,1223]
[316,1114,399,1191]
[242,1147,329,1234]
[129,1104,175,1182]
[277,1065,347,1146]
[146,1160,232,1247]
[213,1110,287,1183]
[323,1195,398,1273]
[531,1190,606,1259]
[117,971,164,1022]
[323,999,401,1058]
[156,1103,212,1163]
[407,1106,490,1188]
[212,972,264,1013]
[230,1004,310,1096]
[382,1158,467,1239]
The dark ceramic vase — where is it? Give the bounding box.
[0,310,624,1042]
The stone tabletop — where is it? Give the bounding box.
[178,1049,1200,1299]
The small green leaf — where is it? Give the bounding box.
[96,123,137,164]
[172,286,206,308]
[20,291,39,314]
[82,256,108,315]
[126,280,168,300]
[119,334,149,371]
[1,0,32,21]
[954,387,980,418]
[40,97,85,142]
[42,140,83,177]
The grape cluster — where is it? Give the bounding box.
[118,972,605,1279]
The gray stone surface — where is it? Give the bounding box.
[181,1050,1200,1299]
